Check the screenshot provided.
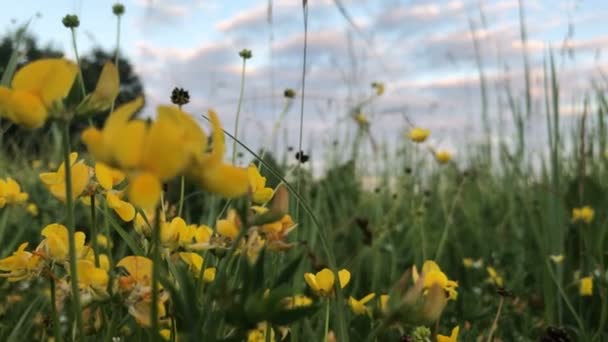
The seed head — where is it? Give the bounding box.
[239,49,252,59]
[62,14,80,28]
[113,3,125,16]
[170,87,190,106]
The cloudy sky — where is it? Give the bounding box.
[2,0,607,169]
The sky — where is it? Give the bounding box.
[2,0,608,172]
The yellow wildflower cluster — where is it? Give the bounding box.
[0,177,29,207]
[572,206,594,224]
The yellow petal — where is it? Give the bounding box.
[141,114,189,180]
[315,268,336,293]
[107,192,135,221]
[95,162,114,190]
[117,256,153,284]
[6,90,48,128]
[338,269,351,288]
[12,58,78,108]
[304,273,320,293]
[111,120,146,170]
[128,173,162,211]
[196,163,249,198]
[82,127,109,162]
[88,62,119,111]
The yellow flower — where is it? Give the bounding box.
[94,162,125,191]
[76,259,110,305]
[304,268,350,297]
[217,209,241,240]
[106,192,136,222]
[0,242,42,281]
[97,234,111,249]
[550,254,565,264]
[117,256,153,289]
[178,252,216,282]
[408,127,430,143]
[78,62,119,113]
[283,295,313,309]
[348,293,375,315]
[580,276,593,296]
[0,177,29,208]
[412,260,458,300]
[0,58,77,128]
[437,326,459,342]
[26,203,39,216]
[36,223,87,262]
[379,294,389,314]
[486,267,504,287]
[354,112,369,127]
[247,322,275,342]
[82,98,206,210]
[435,150,452,164]
[572,206,594,224]
[248,164,274,204]
[39,152,91,202]
[190,109,249,199]
[252,206,297,251]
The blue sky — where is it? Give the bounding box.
[2,0,608,170]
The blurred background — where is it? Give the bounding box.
[1,0,607,174]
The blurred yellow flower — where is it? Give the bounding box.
[26,203,39,216]
[486,266,504,287]
[348,293,375,315]
[379,294,389,314]
[248,164,274,204]
[106,192,136,222]
[550,254,565,264]
[36,223,87,263]
[39,152,91,202]
[190,109,249,199]
[247,322,275,342]
[413,260,458,300]
[371,82,385,96]
[178,252,216,282]
[435,150,452,164]
[0,58,77,128]
[78,62,119,113]
[252,206,296,251]
[82,98,206,210]
[283,295,313,309]
[94,162,125,191]
[217,209,241,240]
[437,326,459,342]
[0,177,29,207]
[304,268,350,297]
[0,242,42,282]
[572,206,594,224]
[408,127,430,143]
[76,259,109,305]
[580,276,593,296]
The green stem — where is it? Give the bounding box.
[60,120,84,339]
[545,260,586,337]
[70,28,86,97]
[323,299,330,342]
[50,276,63,342]
[90,195,100,267]
[110,14,121,113]
[232,58,247,163]
[177,176,185,217]
[151,203,162,341]
[486,297,504,342]
[434,179,466,260]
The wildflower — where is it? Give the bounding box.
[106,192,136,222]
[486,267,504,287]
[178,252,216,282]
[76,259,110,305]
[116,256,168,327]
[580,276,593,296]
[408,128,430,143]
[550,254,565,264]
[283,295,313,309]
[97,234,111,249]
[160,329,172,341]
[435,150,452,164]
[437,326,459,342]
[190,110,250,199]
[304,268,350,297]
[36,223,88,263]
[379,294,389,314]
[78,62,119,114]
[26,203,39,216]
[0,243,42,281]
[462,258,483,269]
[0,177,29,207]
[252,206,296,251]
[354,112,369,127]
[247,322,275,342]
[82,98,207,210]
[412,260,458,300]
[39,152,91,202]
[348,293,376,315]
[217,209,241,240]
[411,326,431,341]
[0,58,77,128]
[572,206,594,224]
[248,164,274,204]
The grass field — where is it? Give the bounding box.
[0,2,607,342]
